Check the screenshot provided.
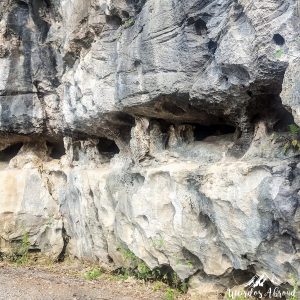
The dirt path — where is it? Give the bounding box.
[0,264,175,300]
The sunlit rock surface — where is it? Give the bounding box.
[0,0,300,298]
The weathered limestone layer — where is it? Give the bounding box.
[0,0,300,298]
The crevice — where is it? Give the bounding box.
[194,18,207,35]
[208,40,217,54]
[105,15,122,28]
[0,143,23,162]
[97,137,120,158]
[56,224,70,262]
[46,140,65,159]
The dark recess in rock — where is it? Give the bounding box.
[187,17,195,26]
[126,0,147,14]
[97,138,120,156]
[105,15,122,27]
[247,90,253,97]
[47,140,66,159]
[194,18,207,35]
[134,59,142,67]
[30,0,51,43]
[122,10,130,19]
[273,33,285,46]
[56,226,70,262]
[194,124,236,141]
[247,94,294,132]
[0,143,23,161]
[208,40,217,54]
[128,93,244,131]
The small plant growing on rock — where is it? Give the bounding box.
[283,124,300,154]
[288,274,299,300]
[123,17,135,29]
[275,48,284,59]
[118,246,136,263]
[16,232,30,264]
[115,245,189,295]
[136,261,152,280]
[116,246,154,280]
[84,267,102,280]
[152,237,165,249]
[5,232,31,265]
[165,288,177,300]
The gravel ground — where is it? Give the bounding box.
[0,263,183,300]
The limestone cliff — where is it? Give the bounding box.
[0,0,300,298]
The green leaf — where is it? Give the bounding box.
[275,49,284,59]
[288,124,300,136]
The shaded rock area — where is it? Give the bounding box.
[0,0,300,299]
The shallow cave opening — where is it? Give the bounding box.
[273,33,285,46]
[46,140,66,159]
[105,15,122,27]
[194,18,207,35]
[194,124,236,141]
[0,143,23,162]
[247,94,294,133]
[97,138,120,157]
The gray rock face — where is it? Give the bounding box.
[282,58,300,125]
[0,0,300,298]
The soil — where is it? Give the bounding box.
[0,262,190,300]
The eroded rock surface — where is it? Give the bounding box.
[0,0,300,298]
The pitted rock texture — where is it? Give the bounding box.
[0,0,300,299]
